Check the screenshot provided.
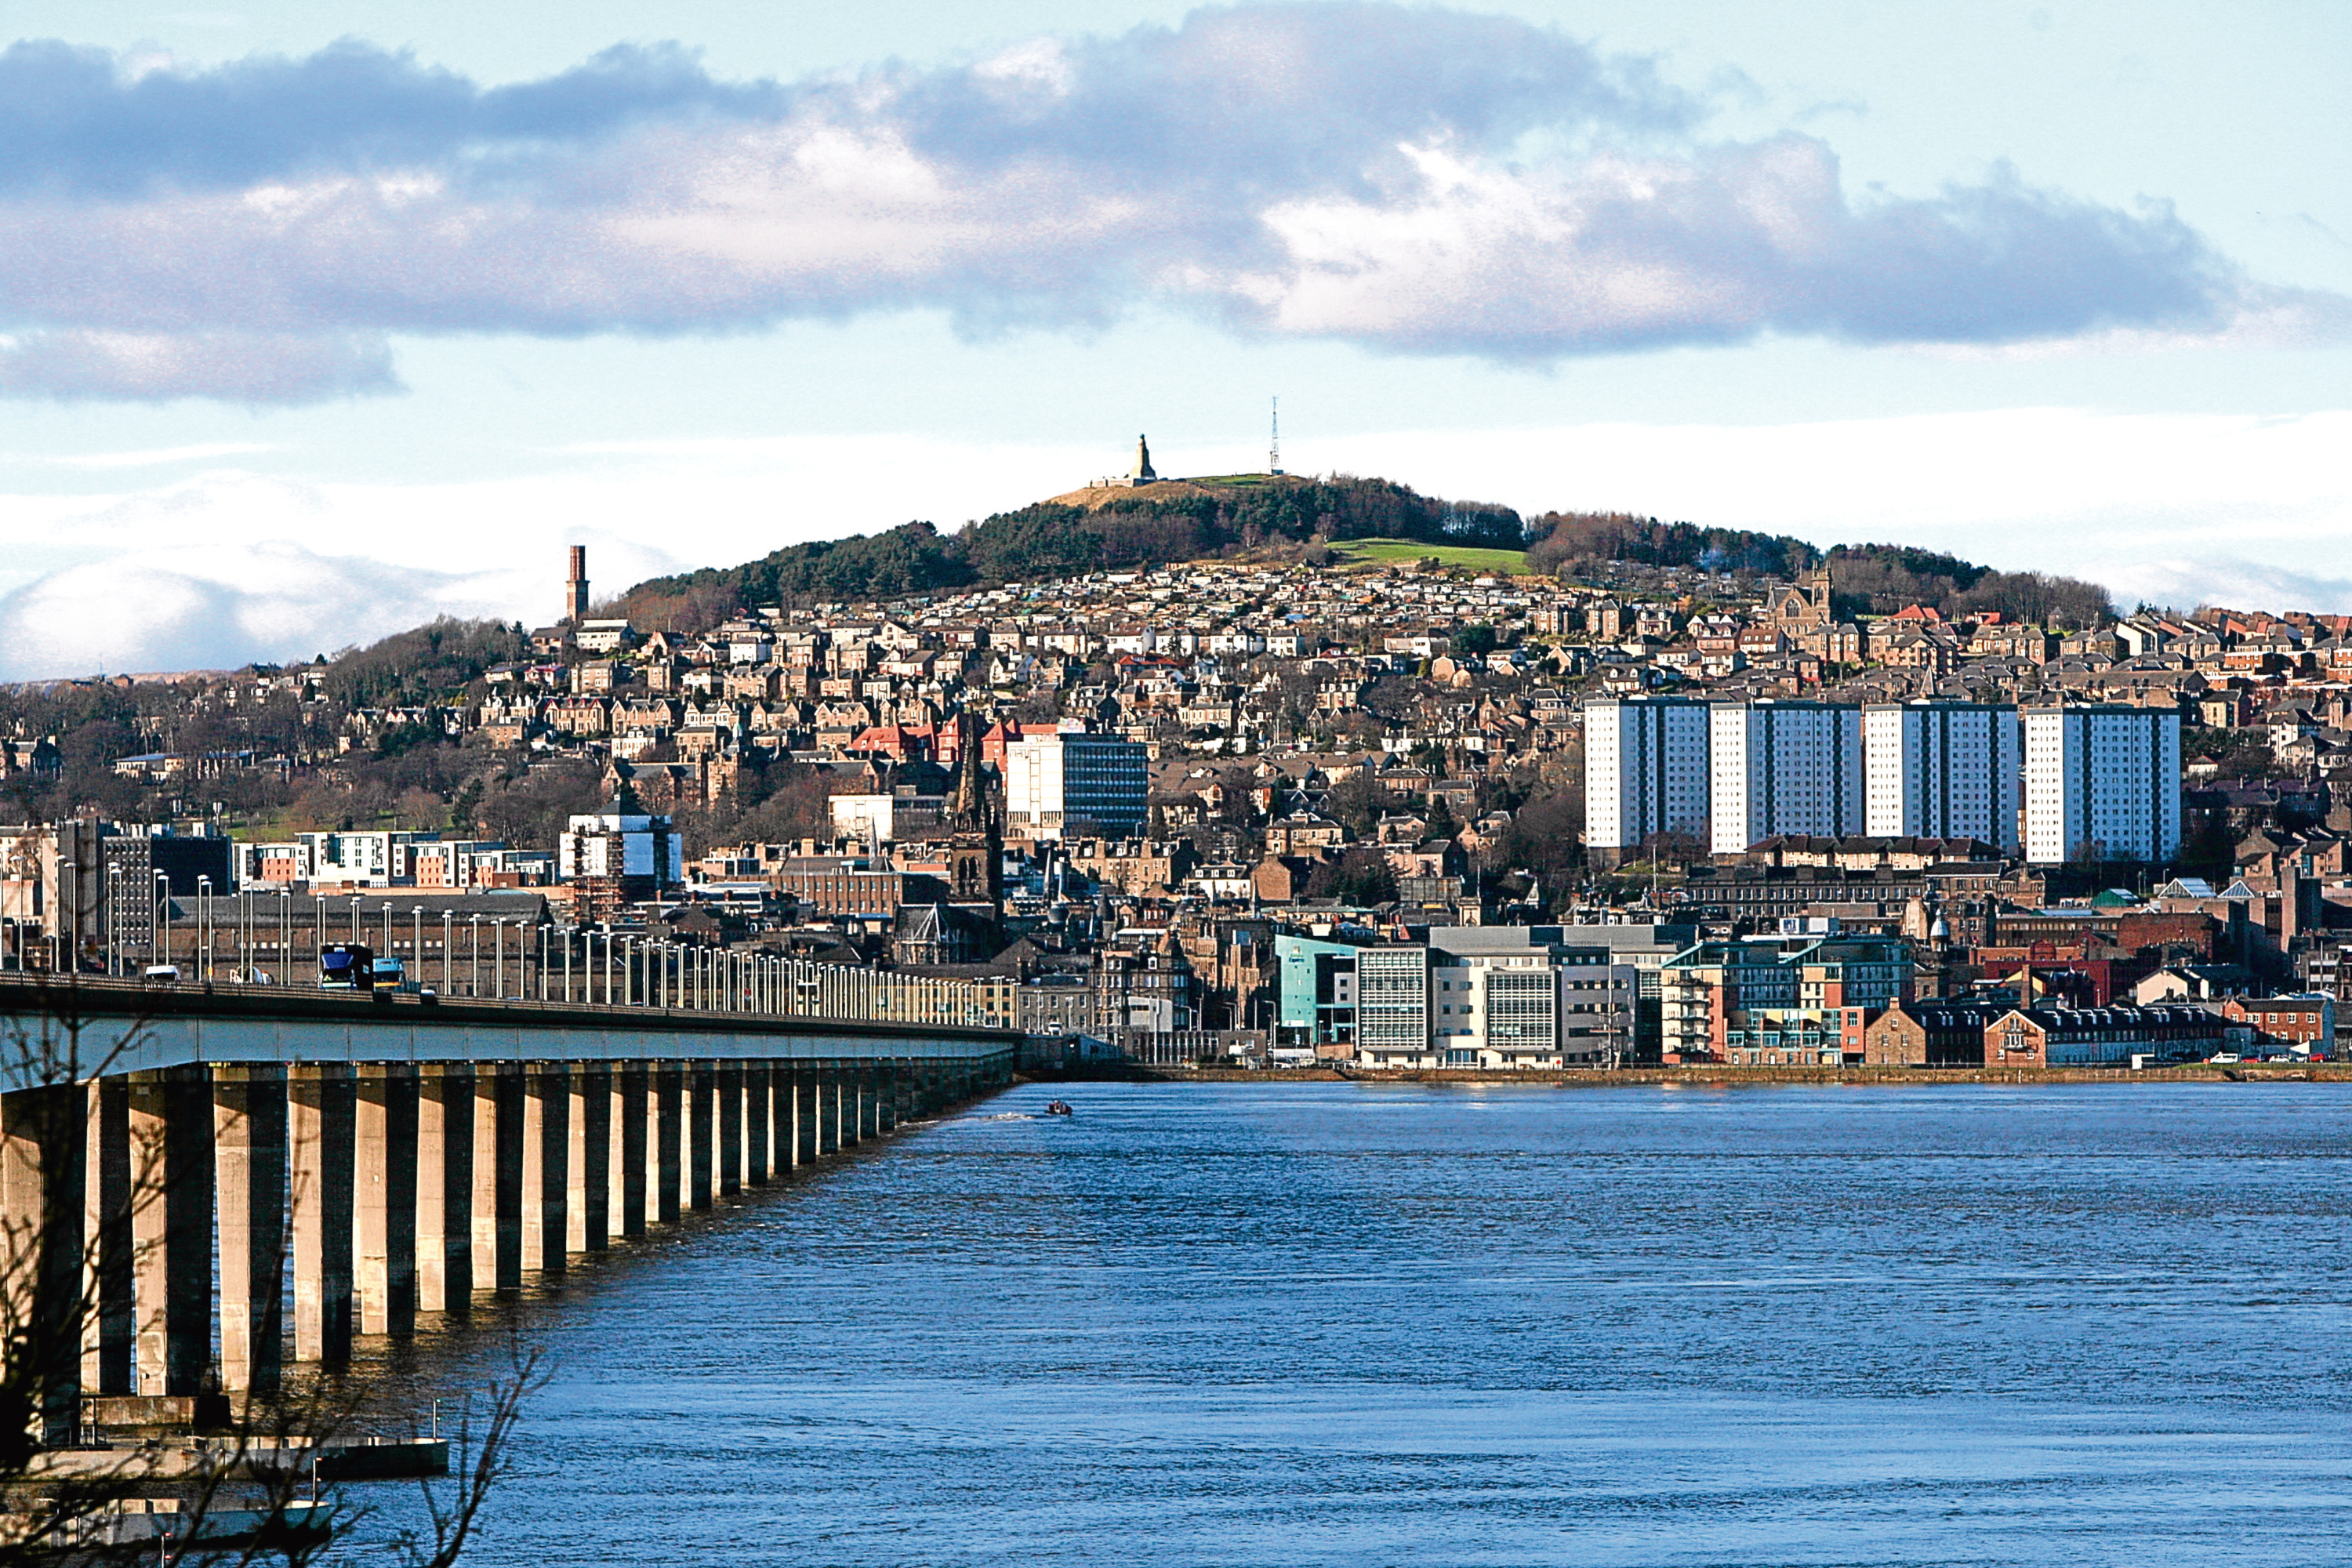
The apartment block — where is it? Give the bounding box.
[1709,701,1864,856]
[2020,706,2183,864]
[1584,696,1711,852]
[1661,933,1913,1064]
[1863,702,2022,854]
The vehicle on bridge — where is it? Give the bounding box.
[318,943,375,991]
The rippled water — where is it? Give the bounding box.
[353,1082,2352,1566]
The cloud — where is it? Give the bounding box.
[0,329,394,402]
[0,5,2328,400]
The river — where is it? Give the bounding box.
[349,1080,2352,1566]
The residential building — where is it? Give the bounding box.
[1709,701,1864,855]
[1584,696,1711,853]
[1660,933,1912,1064]
[2020,706,2183,863]
[1864,702,2022,854]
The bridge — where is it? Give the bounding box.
[0,967,1020,1447]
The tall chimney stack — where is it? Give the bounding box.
[566,545,589,623]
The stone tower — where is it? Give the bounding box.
[566,544,590,624]
[1127,434,1157,486]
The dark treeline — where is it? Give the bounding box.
[620,476,2112,633]
[619,477,1523,630]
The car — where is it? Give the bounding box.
[140,964,182,984]
[2205,1053,2242,1065]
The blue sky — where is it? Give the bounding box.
[0,1,2345,677]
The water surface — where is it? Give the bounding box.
[362,1082,2352,1565]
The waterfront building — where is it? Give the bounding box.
[1983,1003,2241,1068]
[1274,932,1367,1054]
[1709,701,1864,855]
[1352,946,1433,1069]
[1660,933,1912,1065]
[2020,706,2183,864]
[1004,731,1149,840]
[1864,702,2022,855]
[1584,696,1711,853]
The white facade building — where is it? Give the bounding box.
[1864,702,2023,853]
[2021,706,2183,864]
[557,802,684,891]
[1584,697,1711,851]
[1709,702,1864,855]
[1004,731,1149,840]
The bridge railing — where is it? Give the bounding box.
[16,896,996,1032]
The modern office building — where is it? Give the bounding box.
[1004,730,1149,840]
[1864,702,2023,854]
[1709,701,1864,855]
[2020,706,2183,864]
[1584,696,1711,854]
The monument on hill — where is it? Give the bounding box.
[1127,434,1157,486]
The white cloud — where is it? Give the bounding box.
[0,10,2328,400]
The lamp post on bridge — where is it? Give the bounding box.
[153,869,171,975]
[348,893,363,946]
[277,889,290,986]
[469,913,482,999]
[194,876,209,982]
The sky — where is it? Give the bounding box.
[0,1,2345,678]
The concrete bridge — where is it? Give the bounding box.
[0,976,1019,1446]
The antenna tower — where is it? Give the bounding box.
[1269,396,1283,476]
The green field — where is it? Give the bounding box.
[1329,537,1530,574]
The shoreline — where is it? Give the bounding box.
[1116,1064,2352,1087]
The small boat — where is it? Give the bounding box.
[1044,1100,1074,1116]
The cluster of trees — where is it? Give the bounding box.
[1520,516,2113,630]
[617,477,1528,630]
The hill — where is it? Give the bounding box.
[614,473,2114,633]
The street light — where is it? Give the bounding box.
[469,914,483,998]
[153,869,171,975]
[196,876,212,982]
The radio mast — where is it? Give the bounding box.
[1269,396,1283,476]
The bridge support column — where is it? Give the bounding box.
[521,1064,568,1275]
[289,1063,354,1365]
[212,1065,285,1396]
[416,1065,473,1311]
[82,1077,132,1396]
[3,1084,85,1446]
[743,1065,771,1184]
[612,1065,646,1239]
[651,1065,682,1225]
[830,1069,848,1154]
[129,1067,212,1396]
[685,1065,715,1210]
[781,1069,804,1169]
[472,1065,522,1294]
[355,1065,419,1338]
[716,1064,742,1198]
[571,1066,610,1254]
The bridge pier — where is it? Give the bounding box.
[473,1064,522,1295]
[4,1083,85,1446]
[82,1077,132,1396]
[571,1065,609,1256]
[651,1064,682,1225]
[129,1067,214,1396]
[612,1065,646,1240]
[717,1064,743,1197]
[744,1064,771,1184]
[355,1064,419,1338]
[685,1065,714,1211]
[520,1064,567,1276]
[417,1065,473,1310]
[213,1065,286,1395]
[290,1063,354,1365]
